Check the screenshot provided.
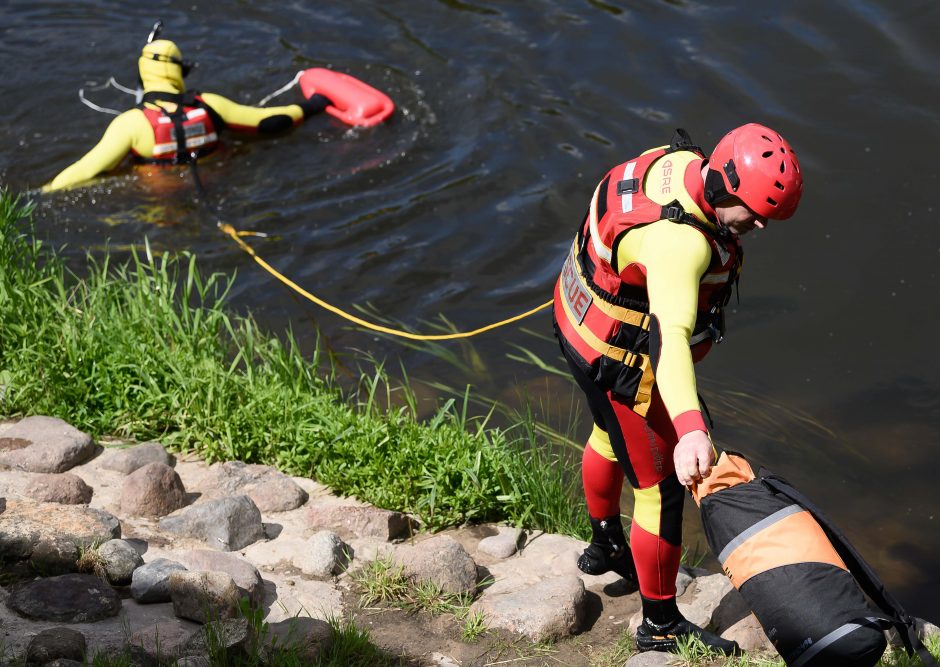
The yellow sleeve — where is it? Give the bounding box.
[198,92,303,131]
[43,111,141,192]
[629,221,712,433]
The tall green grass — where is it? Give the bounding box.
[0,191,587,538]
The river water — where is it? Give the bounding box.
[2,0,938,620]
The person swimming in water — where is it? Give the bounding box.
[43,22,331,192]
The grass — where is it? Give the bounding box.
[349,554,493,645]
[878,633,940,667]
[320,616,406,667]
[586,630,636,667]
[0,190,587,538]
[75,540,108,581]
[350,555,481,623]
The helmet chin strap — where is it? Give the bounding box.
[703,167,733,208]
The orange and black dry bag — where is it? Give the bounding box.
[692,451,936,667]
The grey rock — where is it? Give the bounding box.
[98,539,144,586]
[8,573,121,622]
[307,504,413,541]
[159,495,263,551]
[428,653,461,667]
[678,602,711,630]
[131,558,188,603]
[917,617,940,641]
[42,661,85,667]
[24,472,93,504]
[0,416,94,473]
[121,462,187,518]
[128,621,193,661]
[691,573,736,625]
[98,644,160,667]
[205,461,308,512]
[472,575,586,642]
[624,651,678,666]
[130,644,163,667]
[0,500,120,570]
[268,617,333,663]
[180,618,255,660]
[710,587,753,633]
[100,441,174,474]
[721,613,772,652]
[395,534,478,596]
[168,571,241,623]
[675,569,694,597]
[477,526,523,559]
[25,627,86,664]
[31,534,81,575]
[174,657,212,667]
[174,549,264,608]
[293,531,349,577]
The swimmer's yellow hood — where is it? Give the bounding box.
[139,39,185,94]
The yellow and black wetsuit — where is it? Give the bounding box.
[43,39,325,192]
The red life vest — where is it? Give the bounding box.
[134,93,219,164]
[553,144,741,417]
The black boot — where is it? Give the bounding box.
[577,515,637,583]
[635,596,741,655]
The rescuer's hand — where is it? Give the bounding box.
[674,430,715,487]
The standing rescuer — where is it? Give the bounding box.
[553,124,803,654]
[43,24,332,192]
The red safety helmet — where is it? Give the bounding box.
[706,123,803,220]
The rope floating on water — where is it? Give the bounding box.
[217,221,552,341]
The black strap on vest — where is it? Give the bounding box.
[140,91,202,164]
[667,127,705,156]
[761,474,939,667]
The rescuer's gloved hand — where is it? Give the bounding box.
[673,430,715,487]
[300,92,332,118]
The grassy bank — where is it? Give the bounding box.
[0,192,587,538]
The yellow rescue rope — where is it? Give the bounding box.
[218,222,553,341]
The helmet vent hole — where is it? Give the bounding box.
[779,160,786,174]
[774,181,785,191]
[766,197,778,207]
[761,135,773,142]
[762,151,773,158]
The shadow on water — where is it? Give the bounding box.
[2,0,939,620]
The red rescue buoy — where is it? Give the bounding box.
[299,68,394,127]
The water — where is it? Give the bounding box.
[2,0,938,620]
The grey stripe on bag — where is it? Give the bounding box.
[717,504,803,565]
[791,618,883,667]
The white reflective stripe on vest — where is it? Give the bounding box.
[588,181,613,265]
[621,161,636,213]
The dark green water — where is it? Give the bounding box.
[1,0,938,620]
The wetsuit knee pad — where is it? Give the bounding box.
[587,425,617,462]
[632,476,684,545]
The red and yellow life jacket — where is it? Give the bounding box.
[553,142,741,417]
[134,92,219,164]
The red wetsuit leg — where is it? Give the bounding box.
[608,388,684,600]
[582,442,624,518]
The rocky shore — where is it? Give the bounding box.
[0,415,934,666]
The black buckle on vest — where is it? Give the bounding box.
[662,203,685,222]
[723,159,740,192]
[616,178,639,196]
